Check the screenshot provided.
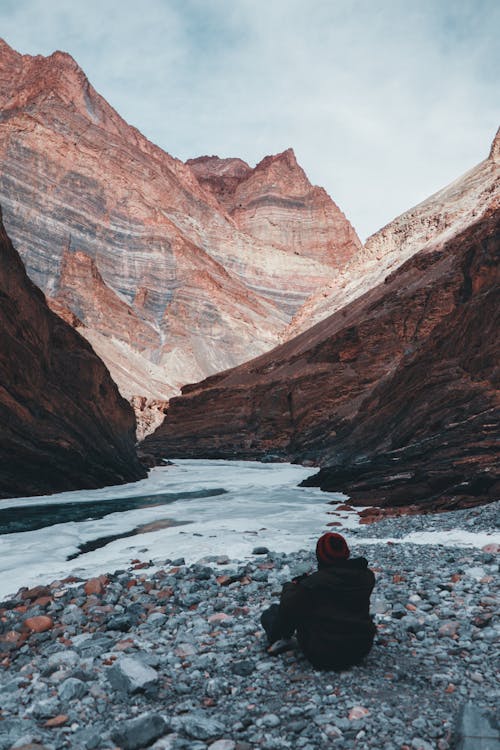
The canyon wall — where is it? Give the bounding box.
[0,39,361,434]
[144,135,499,511]
[0,209,146,499]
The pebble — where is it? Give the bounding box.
[0,500,497,750]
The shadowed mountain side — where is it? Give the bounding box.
[143,210,499,511]
[302,218,499,510]
[0,209,146,499]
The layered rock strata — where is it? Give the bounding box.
[0,209,146,499]
[286,128,500,338]
[188,150,360,271]
[0,39,361,434]
[144,207,499,511]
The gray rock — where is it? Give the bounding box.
[72,727,102,749]
[147,612,168,627]
[252,547,270,555]
[106,614,133,632]
[108,656,159,694]
[231,659,255,676]
[455,702,500,750]
[47,650,80,669]
[30,697,61,719]
[180,713,225,740]
[57,677,87,701]
[61,604,84,625]
[111,713,168,750]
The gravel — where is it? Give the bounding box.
[0,501,498,750]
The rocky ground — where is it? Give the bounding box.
[0,503,498,750]
[349,500,500,537]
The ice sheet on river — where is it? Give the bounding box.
[0,460,498,600]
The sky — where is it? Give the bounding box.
[1,0,498,239]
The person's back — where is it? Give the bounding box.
[261,532,376,670]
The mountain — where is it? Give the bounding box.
[187,150,359,274]
[0,208,146,499]
[286,127,500,338]
[143,134,499,512]
[0,39,361,435]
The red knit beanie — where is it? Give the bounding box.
[316,532,350,565]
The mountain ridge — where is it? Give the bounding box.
[0,38,361,436]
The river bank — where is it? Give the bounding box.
[0,499,498,750]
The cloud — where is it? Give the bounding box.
[1,0,498,238]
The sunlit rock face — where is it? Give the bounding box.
[188,150,361,284]
[0,39,361,435]
[0,208,146,499]
[286,128,500,338]
[144,134,499,511]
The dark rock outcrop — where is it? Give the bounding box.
[0,209,146,499]
[144,207,499,511]
[301,215,499,509]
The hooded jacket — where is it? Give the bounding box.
[278,557,376,669]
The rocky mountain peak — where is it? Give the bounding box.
[187,155,251,180]
[252,147,306,185]
[0,40,362,436]
[489,127,500,164]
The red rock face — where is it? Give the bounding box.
[144,189,499,510]
[189,150,361,274]
[0,39,361,434]
[0,208,146,499]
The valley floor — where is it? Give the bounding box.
[0,498,498,750]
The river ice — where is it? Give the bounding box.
[0,460,498,600]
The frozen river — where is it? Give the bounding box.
[1,460,497,601]
[0,460,351,599]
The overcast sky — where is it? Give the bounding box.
[1,0,498,239]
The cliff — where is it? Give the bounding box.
[143,148,499,511]
[0,209,146,499]
[0,39,361,434]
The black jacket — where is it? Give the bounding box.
[279,557,376,669]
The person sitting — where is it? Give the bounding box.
[261,532,376,670]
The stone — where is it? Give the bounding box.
[455,702,500,750]
[411,739,434,750]
[107,656,159,694]
[21,586,51,602]
[481,543,499,554]
[438,621,459,638]
[72,728,102,749]
[61,604,84,625]
[22,616,53,633]
[110,713,168,750]
[349,706,371,721]
[44,714,69,727]
[180,713,225,741]
[231,660,255,676]
[106,614,133,632]
[84,578,105,596]
[57,677,87,701]
[47,650,80,668]
[252,547,270,555]
[30,698,61,720]
[208,742,236,750]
